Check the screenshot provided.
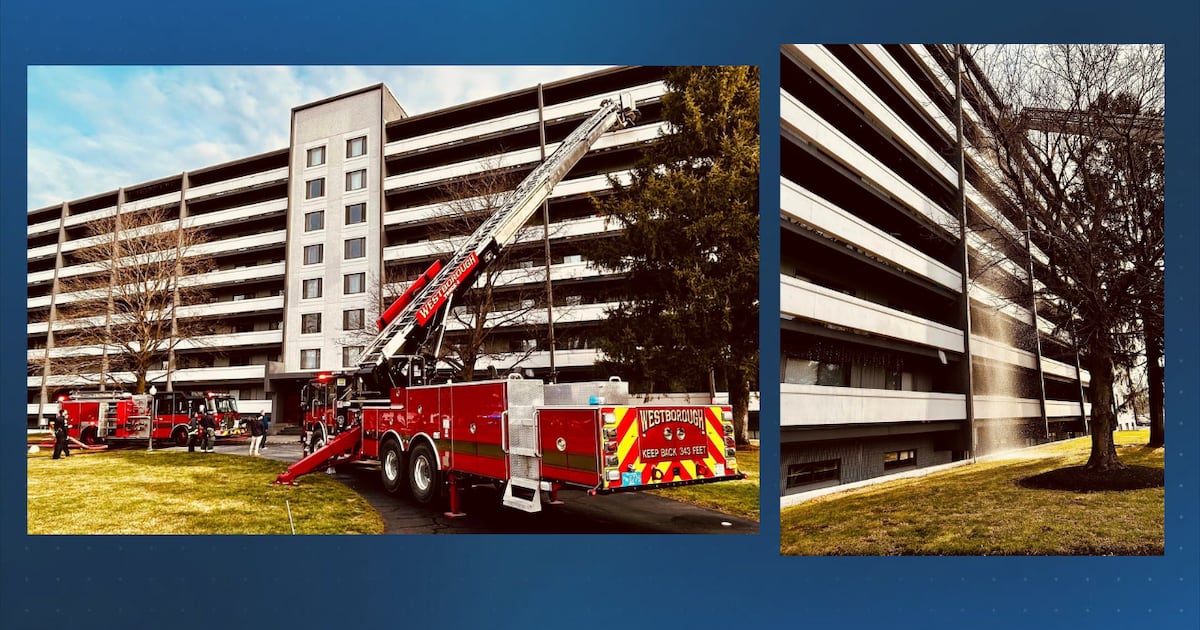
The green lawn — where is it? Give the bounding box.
[28,449,383,535]
[781,431,1163,555]
[652,445,760,521]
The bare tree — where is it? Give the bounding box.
[36,205,215,394]
[970,44,1165,469]
[366,161,561,381]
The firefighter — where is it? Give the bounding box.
[259,412,269,449]
[187,413,200,453]
[200,410,217,452]
[52,411,71,459]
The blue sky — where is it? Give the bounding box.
[27,65,604,211]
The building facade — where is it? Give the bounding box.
[779,45,1092,496]
[27,66,673,426]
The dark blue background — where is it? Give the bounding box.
[2,1,1197,628]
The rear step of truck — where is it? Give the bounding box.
[273,426,362,485]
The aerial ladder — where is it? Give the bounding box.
[357,93,641,392]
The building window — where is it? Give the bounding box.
[301,349,320,370]
[302,278,322,299]
[344,272,365,294]
[347,136,366,158]
[783,357,849,386]
[785,459,841,489]
[344,237,365,260]
[305,210,324,232]
[303,244,323,265]
[306,146,325,167]
[883,449,917,471]
[345,203,366,225]
[343,309,364,331]
[301,313,321,334]
[345,169,366,191]
[306,178,325,199]
[342,346,363,367]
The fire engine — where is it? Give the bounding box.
[276,95,745,514]
[57,390,245,446]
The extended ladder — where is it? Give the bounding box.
[357,94,640,375]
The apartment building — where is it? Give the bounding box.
[779,45,1092,496]
[27,66,673,426]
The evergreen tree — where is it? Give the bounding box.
[589,66,759,445]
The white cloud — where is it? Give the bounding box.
[28,65,607,211]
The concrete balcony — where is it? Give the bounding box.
[1046,399,1091,418]
[384,123,663,191]
[124,190,185,213]
[444,300,615,331]
[177,329,282,350]
[460,348,604,372]
[781,274,965,353]
[191,229,286,258]
[185,198,287,231]
[780,383,966,426]
[184,167,288,201]
[385,216,610,262]
[974,395,1043,419]
[782,91,958,237]
[385,171,632,226]
[858,44,957,141]
[385,82,666,157]
[970,334,1038,371]
[28,216,61,238]
[62,204,118,230]
[786,45,958,187]
[782,177,961,291]
[29,364,268,389]
[181,261,286,289]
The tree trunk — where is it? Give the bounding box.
[728,368,752,447]
[1084,350,1125,471]
[1141,303,1165,448]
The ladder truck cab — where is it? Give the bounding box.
[276,95,746,514]
[199,391,246,437]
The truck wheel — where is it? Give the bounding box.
[81,426,99,445]
[407,442,438,504]
[172,427,189,447]
[307,423,327,456]
[380,440,405,494]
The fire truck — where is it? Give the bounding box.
[57,390,245,446]
[276,95,745,514]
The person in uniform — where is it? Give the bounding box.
[52,411,71,459]
[187,413,200,453]
[200,411,217,452]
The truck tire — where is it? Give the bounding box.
[306,423,328,456]
[380,439,405,494]
[81,426,99,446]
[407,441,438,504]
[172,426,189,447]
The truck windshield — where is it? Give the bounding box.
[205,397,238,413]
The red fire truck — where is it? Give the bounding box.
[276,95,746,514]
[57,390,245,446]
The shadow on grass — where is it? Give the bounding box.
[1017,465,1164,492]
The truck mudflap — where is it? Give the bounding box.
[597,405,744,493]
[274,426,363,485]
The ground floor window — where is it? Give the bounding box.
[883,449,917,470]
[785,459,840,489]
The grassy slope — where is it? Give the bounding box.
[781,431,1163,555]
[652,446,760,521]
[28,450,383,535]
